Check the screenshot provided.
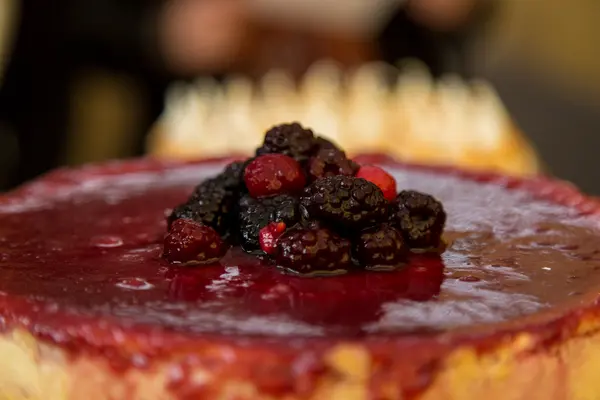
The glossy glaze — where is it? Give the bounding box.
[1,157,600,345]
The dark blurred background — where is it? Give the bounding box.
[1,0,600,193]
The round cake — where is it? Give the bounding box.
[1,153,600,398]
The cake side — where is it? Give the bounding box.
[2,309,600,400]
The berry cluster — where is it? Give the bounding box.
[163,122,446,275]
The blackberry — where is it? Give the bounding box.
[168,178,237,235]
[238,194,299,251]
[191,160,247,198]
[219,160,247,191]
[307,148,358,182]
[275,226,352,275]
[314,136,340,152]
[300,176,388,230]
[355,165,397,201]
[256,123,317,163]
[391,190,446,249]
[354,224,408,270]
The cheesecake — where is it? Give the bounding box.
[1,140,600,399]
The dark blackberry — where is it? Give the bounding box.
[191,160,247,198]
[219,160,247,191]
[314,136,340,152]
[168,178,237,235]
[355,165,397,201]
[391,190,446,249]
[354,224,408,270]
[275,226,352,275]
[307,148,358,182]
[300,176,388,230]
[313,136,361,172]
[238,194,299,251]
[256,123,317,163]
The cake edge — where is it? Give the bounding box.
[2,311,600,400]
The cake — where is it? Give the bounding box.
[1,123,600,400]
[147,61,541,176]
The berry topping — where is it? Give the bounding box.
[256,122,317,163]
[391,190,446,249]
[314,136,341,152]
[238,194,299,251]
[168,177,237,235]
[300,175,388,229]
[355,165,397,201]
[353,224,408,270]
[164,121,448,278]
[275,227,352,275]
[163,219,226,264]
[307,148,358,182]
[219,160,248,191]
[259,222,287,255]
[244,154,306,198]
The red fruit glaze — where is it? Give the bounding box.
[259,221,287,255]
[163,219,226,264]
[356,165,397,201]
[244,154,306,197]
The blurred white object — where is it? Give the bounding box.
[148,60,540,176]
[248,0,405,37]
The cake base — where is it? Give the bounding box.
[2,315,600,400]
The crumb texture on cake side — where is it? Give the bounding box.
[146,61,541,176]
[2,321,600,400]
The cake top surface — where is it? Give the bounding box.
[1,156,599,344]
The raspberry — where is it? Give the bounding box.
[168,177,237,235]
[355,165,397,201]
[259,221,287,255]
[353,224,408,270]
[391,190,446,249]
[275,226,352,275]
[256,123,317,163]
[244,154,306,198]
[238,194,299,252]
[307,148,358,182]
[163,219,226,264]
[300,176,388,230]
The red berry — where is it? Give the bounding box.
[244,154,306,198]
[163,219,226,264]
[356,165,397,201]
[259,221,287,255]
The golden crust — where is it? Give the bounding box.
[3,309,600,400]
